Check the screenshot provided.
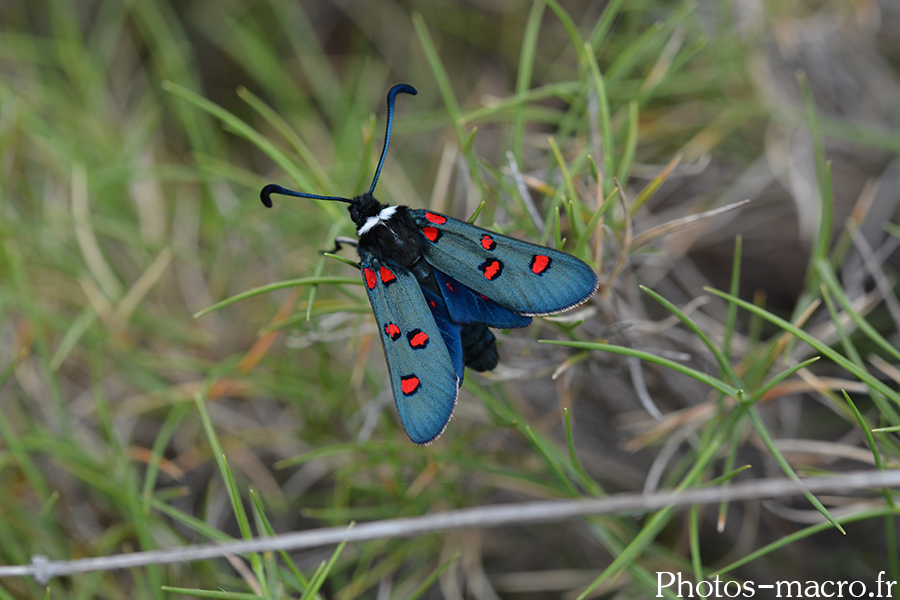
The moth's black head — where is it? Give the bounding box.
[348,193,385,227]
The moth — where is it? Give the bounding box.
[261,84,598,444]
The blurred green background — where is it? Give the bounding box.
[2,0,900,597]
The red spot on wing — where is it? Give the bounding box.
[425,212,447,224]
[480,234,496,250]
[407,329,429,349]
[530,255,551,274]
[422,226,440,242]
[384,323,401,340]
[479,259,503,281]
[380,266,397,285]
[363,267,377,289]
[401,375,421,395]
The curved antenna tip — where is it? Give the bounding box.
[260,184,279,207]
[390,83,418,97]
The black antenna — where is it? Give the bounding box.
[259,185,350,208]
[260,83,418,208]
[368,83,417,194]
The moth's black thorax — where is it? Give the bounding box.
[350,194,425,271]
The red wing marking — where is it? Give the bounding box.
[422,226,440,242]
[400,375,421,395]
[363,267,377,289]
[530,255,551,275]
[407,329,429,349]
[384,323,401,340]
[379,266,397,285]
[480,234,496,251]
[424,212,447,224]
[478,259,503,281]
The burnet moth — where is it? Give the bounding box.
[261,83,599,445]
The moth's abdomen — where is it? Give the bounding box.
[460,324,499,372]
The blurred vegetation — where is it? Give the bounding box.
[2,0,900,597]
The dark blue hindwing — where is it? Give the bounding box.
[359,252,460,445]
[433,270,532,329]
[413,210,599,316]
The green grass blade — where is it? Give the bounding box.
[412,13,483,197]
[299,534,350,600]
[798,72,834,288]
[584,42,615,198]
[617,100,639,185]
[194,276,361,318]
[399,552,461,600]
[711,508,894,577]
[747,409,844,532]
[162,80,317,192]
[641,285,743,389]
[705,287,900,409]
[816,258,900,362]
[543,0,587,66]
[587,0,627,51]
[512,1,546,161]
[723,235,742,362]
[159,587,262,599]
[237,86,333,193]
[543,340,741,398]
